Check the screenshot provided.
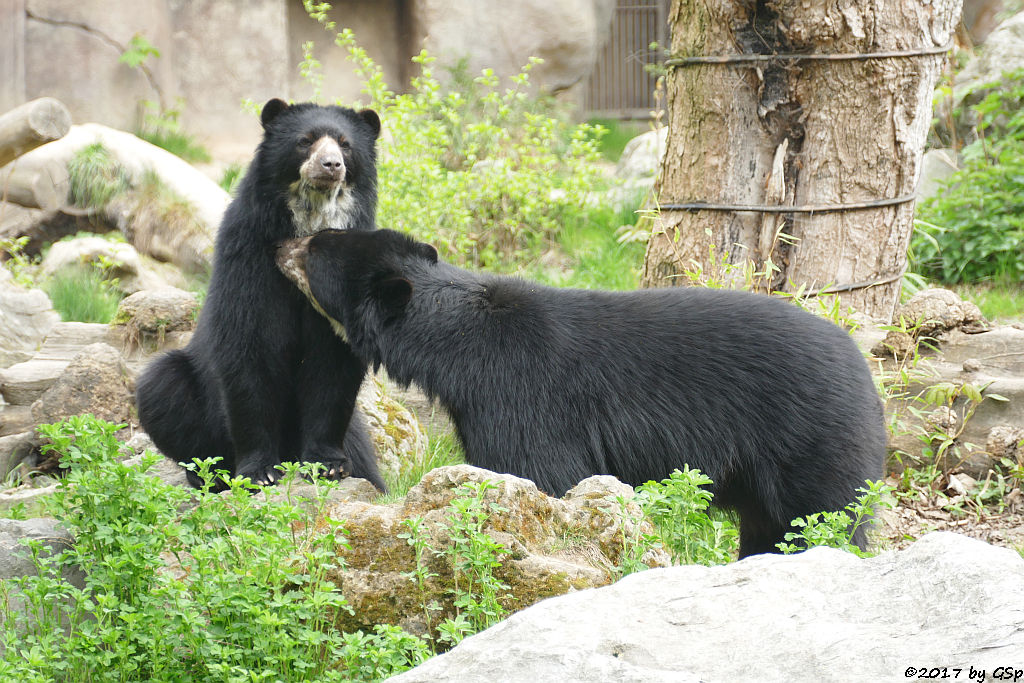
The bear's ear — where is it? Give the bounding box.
[261,98,290,129]
[417,242,438,264]
[378,277,412,312]
[358,109,381,139]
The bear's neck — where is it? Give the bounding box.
[287,179,359,235]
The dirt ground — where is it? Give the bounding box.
[876,472,1024,553]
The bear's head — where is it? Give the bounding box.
[255,98,381,235]
[275,229,437,353]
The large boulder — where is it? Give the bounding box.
[0,124,227,271]
[391,532,1024,682]
[326,465,669,636]
[0,268,59,369]
[411,0,615,94]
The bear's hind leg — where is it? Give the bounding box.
[736,508,790,559]
[136,350,234,488]
[342,411,387,492]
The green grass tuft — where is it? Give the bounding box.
[67,143,129,209]
[43,267,124,323]
[379,429,466,503]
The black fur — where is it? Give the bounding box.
[283,229,886,558]
[136,100,386,491]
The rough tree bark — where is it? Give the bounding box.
[642,0,962,320]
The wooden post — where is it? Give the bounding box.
[0,97,72,168]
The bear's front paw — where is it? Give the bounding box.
[236,454,284,487]
[301,445,351,481]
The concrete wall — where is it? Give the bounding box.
[3,0,612,161]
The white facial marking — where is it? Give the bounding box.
[288,135,359,234]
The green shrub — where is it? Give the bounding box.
[303,4,608,269]
[776,480,894,558]
[2,415,362,682]
[634,466,739,566]
[913,68,1024,284]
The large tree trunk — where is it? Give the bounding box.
[642,0,962,320]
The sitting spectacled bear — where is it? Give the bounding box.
[135,99,386,491]
[277,229,886,557]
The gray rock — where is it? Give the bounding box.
[0,517,85,627]
[0,431,37,480]
[614,127,667,183]
[327,465,669,636]
[0,517,76,580]
[114,287,197,356]
[0,482,59,512]
[916,148,959,202]
[24,0,175,133]
[0,359,69,406]
[41,236,186,294]
[169,0,290,159]
[954,11,1024,102]
[30,342,133,426]
[0,405,36,438]
[392,532,1024,683]
[0,268,59,370]
[357,374,429,484]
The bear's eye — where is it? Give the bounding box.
[299,134,314,147]
[338,137,351,150]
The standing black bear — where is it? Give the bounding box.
[136,99,386,491]
[276,229,886,557]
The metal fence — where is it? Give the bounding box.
[584,0,670,119]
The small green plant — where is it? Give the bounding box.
[118,33,160,69]
[136,100,212,164]
[337,624,431,681]
[396,480,512,651]
[438,481,512,644]
[776,480,895,558]
[118,33,210,163]
[219,162,246,194]
[587,117,646,161]
[635,466,739,566]
[0,235,37,287]
[397,516,442,648]
[612,494,656,578]
[384,429,465,501]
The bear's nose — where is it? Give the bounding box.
[321,155,343,171]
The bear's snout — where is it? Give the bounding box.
[302,137,346,188]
